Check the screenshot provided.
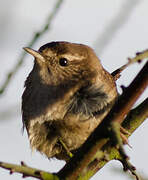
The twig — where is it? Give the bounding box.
[0,0,63,95]
[0,161,59,180]
[57,61,148,180]
[112,49,148,80]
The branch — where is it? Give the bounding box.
[122,98,148,134]
[112,49,148,80]
[57,61,148,180]
[78,98,148,180]
[0,161,59,180]
[0,0,63,95]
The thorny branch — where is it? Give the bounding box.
[0,161,59,180]
[0,0,63,95]
[112,49,148,80]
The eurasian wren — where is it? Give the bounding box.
[22,41,117,160]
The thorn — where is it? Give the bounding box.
[120,126,131,135]
[120,85,126,92]
[119,146,129,160]
[119,158,139,179]
[120,133,132,148]
[22,173,28,178]
[21,161,27,167]
[126,143,132,149]
[120,127,132,148]
[34,170,41,176]
[136,52,142,56]
[10,169,14,175]
[132,172,140,180]
[131,166,136,171]
[127,57,132,62]
[137,59,142,63]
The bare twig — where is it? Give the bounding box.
[0,0,63,95]
[112,49,148,80]
[0,161,59,180]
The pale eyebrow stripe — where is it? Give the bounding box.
[62,54,84,61]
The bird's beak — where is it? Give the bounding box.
[23,47,45,64]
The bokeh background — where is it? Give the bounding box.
[0,0,148,179]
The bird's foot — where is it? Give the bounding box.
[120,126,132,148]
[110,122,139,180]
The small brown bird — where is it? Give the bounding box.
[22,41,117,160]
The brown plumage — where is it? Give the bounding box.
[22,41,117,160]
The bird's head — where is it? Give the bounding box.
[24,41,102,86]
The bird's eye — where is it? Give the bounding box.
[59,58,68,66]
